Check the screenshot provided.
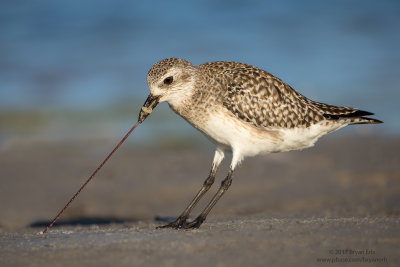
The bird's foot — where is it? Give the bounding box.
[181,216,205,229]
[157,216,187,229]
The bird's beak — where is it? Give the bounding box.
[138,94,160,123]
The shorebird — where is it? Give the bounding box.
[138,58,382,229]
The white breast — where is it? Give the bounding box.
[201,109,347,158]
[202,110,282,156]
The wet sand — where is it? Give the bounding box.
[0,134,399,266]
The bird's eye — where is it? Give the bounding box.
[163,76,173,85]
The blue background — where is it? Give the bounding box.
[1,0,398,145]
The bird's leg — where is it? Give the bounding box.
[158,148,224,229]
[157,165,217,229]
[183,168,234,229]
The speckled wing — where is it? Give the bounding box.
[219,64,358,129]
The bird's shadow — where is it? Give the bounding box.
[29,216,137,228]
[154,216,177,224]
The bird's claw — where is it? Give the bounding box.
[181,216,205,229]
[157,216,205,230]
[156,217,187,229]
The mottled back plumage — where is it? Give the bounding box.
[197,61,381,129]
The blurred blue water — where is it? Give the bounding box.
[0,0,399,138]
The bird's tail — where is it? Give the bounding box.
[310,101,383,125]
[323,110,383,125]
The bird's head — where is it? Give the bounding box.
[138,58,197,123]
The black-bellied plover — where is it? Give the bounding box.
[138,58,382,229]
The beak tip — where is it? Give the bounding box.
[138,109,150,123]
[138,94,160,123]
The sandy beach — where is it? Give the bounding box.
[1,134,399,266]
[1,0,400,266]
